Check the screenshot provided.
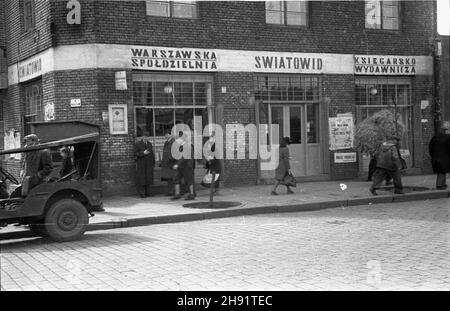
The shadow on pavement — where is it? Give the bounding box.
[0,232,159,252]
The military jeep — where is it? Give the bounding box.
[0,121,103,242]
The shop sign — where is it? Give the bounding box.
[329,115,354,151]
[334,152,357,163]
[18,58,42,82]
[131,47,218,71]
[115,71,127,90]
[354,55,417,75]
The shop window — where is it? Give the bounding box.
[365,0,400,30]
[133,78,213,166]
[355,77,413,165]
[254,75,320,102]
[24,80,43,135]
[23,0,35,32]
[146,0,197,19]
[266,1,308,26]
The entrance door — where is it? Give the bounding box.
[287,106,306,176]
[270,104,322,177]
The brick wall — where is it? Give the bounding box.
[414,75,435,174]
[47,1,434,56]
[323,75,359,180]
[439,35,449,122]
[47,68,136,195]
[5,0,52,66]
[0,0,5,47]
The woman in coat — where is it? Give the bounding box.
[271,137,294,195]
[429,121,450,189]
[134,135,155,198]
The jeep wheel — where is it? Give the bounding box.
[29,221,49,237]
[45,199,89,242]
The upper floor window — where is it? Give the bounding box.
[146,0,197,19]
[266,1,308,26]
[24,80,43,134]
[365,1,400,30]
[23,0,35,32]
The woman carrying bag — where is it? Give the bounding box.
[202,134,221,193]
[271,137,295,195]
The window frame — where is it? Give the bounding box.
[23,0,36,33]
[146,0,198,20]
[265,1,309,27]
[365,0,402,31]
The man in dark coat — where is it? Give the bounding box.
[23,134,53,191]
[134,134,155,198]
[171,134,195,201]
[160,131,176,196]
[429,121,450,189]
[370,136,404,195]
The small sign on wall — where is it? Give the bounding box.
[109,104,128,135]
[70,98,81,107]
[115,71,128,90]
[334,152,357,163]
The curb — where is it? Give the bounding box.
[1,190,448,241]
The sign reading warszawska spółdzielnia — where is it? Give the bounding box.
[131,47,218,71]
[354,55,417,75]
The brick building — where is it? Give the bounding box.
[0,0,440,195]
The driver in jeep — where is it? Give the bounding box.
[10,134,53,198]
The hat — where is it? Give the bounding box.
[24,134,39,142]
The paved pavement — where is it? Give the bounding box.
[0,174,448,239]
[1,198,448,291]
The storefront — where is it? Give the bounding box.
[3,43,435,191]
[254,75,326,179]
[132,73,214,183]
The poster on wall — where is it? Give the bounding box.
[109,104,128,135]
[44,102,55,121]
[329,115,354,150]
[3,130,21,160]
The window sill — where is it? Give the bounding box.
[145,15,198,22]
[364,28,402,35]
[265,23,309,30]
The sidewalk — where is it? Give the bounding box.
[1,174,449,239]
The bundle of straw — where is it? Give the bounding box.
[355,109,406,155]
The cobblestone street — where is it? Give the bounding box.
[1,199,449,291]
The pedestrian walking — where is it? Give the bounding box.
[171,134,196,201]
[160,130,176,196]
[368,154,392,185]
[134,133,155,198]
[428,121,450,190]
[271,137,294,195]
[369,136,404,195]
[204,134,221,193]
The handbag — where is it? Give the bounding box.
[281,172,296,187]
[201,170,220,188]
